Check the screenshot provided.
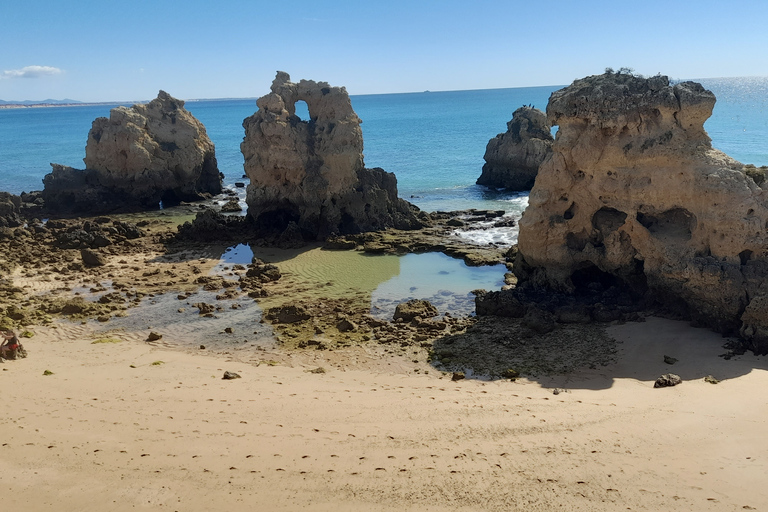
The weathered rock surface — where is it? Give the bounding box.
[654,373,682,388]
[241,72,422,241]
[0,192,23,228]
[394,299,439,322]
[477,106,553,190]
[515,71,768,353]
[43,91,221,213]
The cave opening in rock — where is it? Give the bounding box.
[255,208,300,234]
[338,209,358,234]
[570,263,621,294]
[159,189,182,209]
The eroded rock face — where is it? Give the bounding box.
[516,72,768,353]
[0,192,22,228]
[477,106,553,190]
[43,91,221,212]
[241,72,422,241]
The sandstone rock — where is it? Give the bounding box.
[516,71,768,353]
[393,299,439,322]
[477,106,553,190]
[241,72,422,242]
[80,248,107,267]
[654,373,682,388]
[266,304,311,324]
[43,91,222,213]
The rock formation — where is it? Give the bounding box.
[0,192,22,228]
[515,71,768,353]
[43,91,221,213]
[241,72,422,241]
[476,106,553,190]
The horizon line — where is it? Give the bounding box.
[2,74,766,107]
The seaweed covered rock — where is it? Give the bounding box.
[43,91,222,213]
[477,106,553,190]
[394,299,439,322]
[516,71,768,353]
[241,72,422,242]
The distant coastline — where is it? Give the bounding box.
[0,101,127,110]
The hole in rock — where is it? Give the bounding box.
[255,208,300,234]
[563,202,576,220]
[636,208,695,241]
[592,207,627,235]
[570,264,621,294]
[294,100,310,122]
[739,249,753,265]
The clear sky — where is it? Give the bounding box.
[2,0,767,102]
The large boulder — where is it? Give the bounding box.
[43,91,222,213]
[241,72,422,241]
[516,71,768,353]
[477,106,553,190]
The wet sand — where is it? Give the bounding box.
[2,316,766,511]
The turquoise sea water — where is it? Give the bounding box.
[1,78,766,215]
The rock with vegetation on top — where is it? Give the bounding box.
[241,72,422,242]
[477,106,553,190]
[43,90,222,213]
[514,70,768,354]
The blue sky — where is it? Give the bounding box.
[2,0,767,102]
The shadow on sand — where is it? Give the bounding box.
[431,316,766,391]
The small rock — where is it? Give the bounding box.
[337,317,358,332]
[704,375,720,384]
[654,373,682,388]
[147,331,162,342]
[220,198,242,212]
[451,372,465,382]
[394,299,438,322]
[663,355,678,365]
[501,368,519,380]
[199,345,205,350]
[80,248,107,267]
[222,371,241,380]
[224,327,234,334]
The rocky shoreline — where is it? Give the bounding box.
[5,70,768,380]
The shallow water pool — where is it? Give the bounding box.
[369,252,505,319]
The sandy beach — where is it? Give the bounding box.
[2,316,766,511]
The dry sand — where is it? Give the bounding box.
[1,316,767,511]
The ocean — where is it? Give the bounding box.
[1,77,766,221]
